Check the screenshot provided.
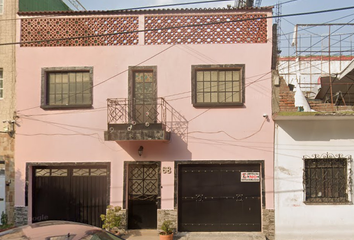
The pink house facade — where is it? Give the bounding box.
[15,7,274,239]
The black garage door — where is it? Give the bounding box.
[32,164,109,227]
[178,163,261,232]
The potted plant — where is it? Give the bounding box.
[159,220,174,240]
[100,205,122,235]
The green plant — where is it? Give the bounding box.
[160,220,173,235]
[1,212,7,226]
[100,205,121,233]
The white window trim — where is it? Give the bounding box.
[303,153,353,204]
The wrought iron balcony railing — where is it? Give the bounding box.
[105,98,188,142]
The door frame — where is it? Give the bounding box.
[128,66,158,124]
[174,160,265,231]
[123,161,161,228]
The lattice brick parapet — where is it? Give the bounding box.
[21,17,139,47]
[144,14,267,45]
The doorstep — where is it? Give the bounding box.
[122,230,266,240]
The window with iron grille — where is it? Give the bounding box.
[191,64,245,107]
[0,69,3,99]
[41,67,93,109]
[304,154,352,204]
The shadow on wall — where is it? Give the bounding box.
[278,120,354,141]
[116,132,191,161]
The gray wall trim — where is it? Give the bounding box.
[40,66,94,109]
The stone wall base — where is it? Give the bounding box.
[157,209,177,231]
[117,209,127,231]
[14,206,28,226]
[263,209,275,240]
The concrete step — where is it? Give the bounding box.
[122,230,266,240]
[175,232,266,240]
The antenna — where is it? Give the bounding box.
[234,0,261,8]
[275,1,282,52]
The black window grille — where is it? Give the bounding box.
[303,154,352,204]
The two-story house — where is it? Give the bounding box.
[15,6,275,239]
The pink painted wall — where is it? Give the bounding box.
[15,12,274,212]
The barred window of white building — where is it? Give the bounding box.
[303,153,352,204]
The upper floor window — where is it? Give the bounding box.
[303,154,352,204]
[0,69,3,99]
[191,64,245,107]
[41,67,93,109]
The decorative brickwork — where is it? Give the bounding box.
[263,209,274,240]
[145,14,267,45]
[20,13,268,47]
[20,17,139,47]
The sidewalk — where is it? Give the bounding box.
[121,230,266,240]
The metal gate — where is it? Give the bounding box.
[32,165,109,227]
[128,163,160,229]
[178,163,261,232]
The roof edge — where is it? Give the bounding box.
[18,6,273,16]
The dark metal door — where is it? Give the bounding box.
[128,164,160,229]
[178,163,261,232]
[32,165,109,227]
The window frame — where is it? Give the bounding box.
[41,67,93,110]
[191,64,245,107]
[0,69,3,99]
[303,154,352,205]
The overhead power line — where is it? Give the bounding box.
[2,5,354,47]
[116,0,232,10]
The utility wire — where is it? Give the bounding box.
[115,0,232,10]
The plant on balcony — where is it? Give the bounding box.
[100,205,122,235]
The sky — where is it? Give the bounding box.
[69,0,354,56]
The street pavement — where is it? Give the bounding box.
[121,230,266,240]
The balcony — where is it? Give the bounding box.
[104,98,188,142]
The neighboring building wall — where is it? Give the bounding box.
[0,0,17,225]
[275,120,354,240]
[15,9,274,237]
[279,57,354,99]
[19,0,71,12]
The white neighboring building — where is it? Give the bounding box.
[273,60,354,240]
[279,56,353,99]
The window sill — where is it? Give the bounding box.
[304,201,352,205]
[41,104,93,110]
[193,102,244,108]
